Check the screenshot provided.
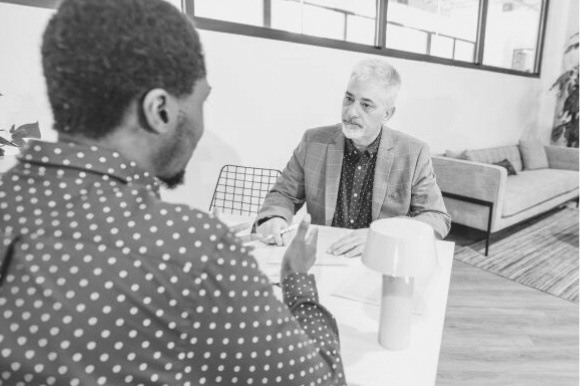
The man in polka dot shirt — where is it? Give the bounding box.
[257,59,451,257]
[0,0,345,384]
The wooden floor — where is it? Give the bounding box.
[437,261,579,385]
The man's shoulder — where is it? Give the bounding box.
[388,128,428,154]
[303,124,342,144]
[131,197,230,252]
[150,200,226,234]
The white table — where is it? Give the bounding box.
[221,215,455,386]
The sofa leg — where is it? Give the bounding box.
[485,229,491,256]
[485,203,493,256]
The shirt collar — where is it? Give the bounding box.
[345,128,382,158]
[18,140,162,194]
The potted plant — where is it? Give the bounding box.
[0,92,41,157]
[550,33,579,148]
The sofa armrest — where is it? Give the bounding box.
[432,156,508,231]
[432,156,507,204]
[545,146,579,171]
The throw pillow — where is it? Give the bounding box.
[445,149,470,160]
[518,139,549,170]
[493,159,517,176]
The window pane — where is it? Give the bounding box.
[346,14,376,45]
[194,0,264,27]
[454,40,475,62]
[274,0,377,44]
[195,0,377,45]
[272,0,302,33]
[386,23,428,54]
[483,0,542,72]
[163,0,182,11]
[385,0,480,62]
[431,34,454,59]
[302,4,345,41]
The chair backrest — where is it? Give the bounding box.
[209,165,282,216]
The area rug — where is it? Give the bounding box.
[454,207,579,303]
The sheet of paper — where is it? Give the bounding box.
[330,261,442,316]
[256,225,351,265]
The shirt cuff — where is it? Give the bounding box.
[281,272,319,307]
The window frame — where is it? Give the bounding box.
[185,0,550,78]
[2,0,549,77]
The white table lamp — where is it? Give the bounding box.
[362,218,438,350]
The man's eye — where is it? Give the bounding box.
[344,96,353,102]
[362,103,372,109]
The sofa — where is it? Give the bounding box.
[432,144,579,255]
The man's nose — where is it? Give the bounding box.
[345,103,360,119]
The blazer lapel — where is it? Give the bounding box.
[372,126,396,220]
[324,129,344,225]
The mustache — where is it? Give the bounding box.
[343,119,362,127]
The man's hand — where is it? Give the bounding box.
[281,214,319,283]
[212,208,264,244]
[257,217,292,246]
[328,228,369,258]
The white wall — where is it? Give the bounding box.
[0,3,56,157]
[0,1,574,210]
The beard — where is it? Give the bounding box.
[159,169,186,189]
[341,122,365,140]
[155,111,191,189]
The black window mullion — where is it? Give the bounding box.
[534,0,549,74]
[263,0,271,29]
[474,0,488,65]
[375,0,388,48]
[183,0,194,16]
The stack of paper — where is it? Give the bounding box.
[247,225,353,281]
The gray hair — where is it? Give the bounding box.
[350,59,401,107]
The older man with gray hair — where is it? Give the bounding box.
[257,58,451,256]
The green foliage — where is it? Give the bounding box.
[551,33,579,148]
[0,93,41,156]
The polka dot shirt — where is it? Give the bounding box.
[0,140,345,385]
[332,131,381,229]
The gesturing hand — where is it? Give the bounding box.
[257,217,291,246]
[281,214,319,283]
[327,228,369,258]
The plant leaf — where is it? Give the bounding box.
[10,122,41,147]
[551,124,565,141]
[0,136,18,147]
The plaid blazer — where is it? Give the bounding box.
[257,124,451,238]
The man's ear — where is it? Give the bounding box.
[383,106,396,123]
[141,88,174,134]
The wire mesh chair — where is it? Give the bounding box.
[209,165,282,216]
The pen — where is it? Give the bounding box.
[263,223,300,242]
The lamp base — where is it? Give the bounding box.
[378,275,414,350]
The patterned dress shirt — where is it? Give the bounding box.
[332,131,381,229]
[0,140,345,385]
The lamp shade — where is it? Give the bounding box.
[362,218,437,277]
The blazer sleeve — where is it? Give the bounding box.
[409,143,452,239]
[257,132,308,225]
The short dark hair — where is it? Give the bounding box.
[42,0,206,138]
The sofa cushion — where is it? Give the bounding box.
[493,159,517,175]
[519,139,549,170]
[502,169,579,217]
[466,145,523,172]
[445,149,469,160]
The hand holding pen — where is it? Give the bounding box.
[257,217,294,246]
[263,223,299,244]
